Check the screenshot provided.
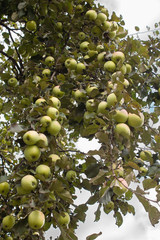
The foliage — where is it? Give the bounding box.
[0,0,160,239]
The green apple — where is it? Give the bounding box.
[37,133,48,148]
[76,63,86,73]
[65,58,77,70]
[52,86,64,98]
[96,13,107,24]
[42,69,51,79]
[49,154,60,164]
[57,212,70,225]
[66,170,77,182]
[86,99,97,112]
[85,10,97,21]
[115,123,131,139]
[101,21,111,31]
[88,50,98,57]
[23,130,40,145]
[47,107,59,120]
[73,90,86,101]
[140,150,152,161]
[120,65,127,75]
[97,101,108,114]
[40,116,52,128]
[2,215,15,230]
[127,113,143,128]
[97,52,106,63]
[0,182,10,195]
[5,236,13,240]
[45,56,55,66]
[28,210,45,229]
[26,21,37,32]
[91,26,102,37]
[110,21,119,31]
[35,98,46,105]
[47,120,61,136]
[123,79,129,88]
[33,75,41,82]
[21,175,37,191]
[78,32,86,40]
[75,4,83,13]
[56,22,63,31]
[104,61,116,72]
[113,109,128,123]
[107,93,117,107]
[49,96,61,109]
[20,97,30,107]
[96,44,104,52]
[80,41,89,52]
[24,145,41,162]
[103,201,114,214]
[139,166,148,175]
[86,86,99,97]
[101,8,108,14]
[108,81,114,89]
[126,63,132,74]
[36,164,51,179]
[111,51,125,64]
[108,31,117,39]
[8,77,18,87]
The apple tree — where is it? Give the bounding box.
[0,0,160,239]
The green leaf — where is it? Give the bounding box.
[135,26,140,31]
[94,204,101,222]
[143,179,157,190]
[114,211,123,227]
[86,232,102,240]
[148,206,160,226]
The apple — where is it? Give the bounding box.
[104,61,116,72]
[73,90,86,101]
[80,41,89,52]
[57,212,70,225]
[85,10,97,21]
[47,107,59,120]
[115,123,131,139]
[97,101,108,114]
[65,58,77,70]
[23,130,40,145]
[111,51,125,64]
[49,96,61,109]
[36,164,51,180]
[45,56,55,66]
[126,63,132,74]
[26,21,37,32]
[97,52,106,63]
[110,21,119,31]
[103,201,114,214]
[0,182,10,195]
[101,8,108,14]
[88,50,98,57]
[56,22,63,31]
[123,79,129,88]
[28,210,45,229]
[107,93,117,107]
[21,175,37,191]
[35,98,46,105]
[108,81,114,88]
[120,64,127,75]
[113,109,128,123]
[139,166,148,175]
[86,86,99,97]
[76,62,86,73]
[8,77,18,87]
[40,116,52,128]
[20,97,30,107]
[140,150,152,161]
[52,86,64,98]
[24,145,41,162]
[37,133,48,148]
[49,154,60,164]
[66,170,77,182]
[5,236,13,240]
[91,26,102,37]
[42,69,51,79]
[127,113,143,128]
[86,99,97,112]
[97,12,107,22]
[75,4,83,13]
[2,215,15,230]
[78,32,86,40]
[47,120,61,136]
[96,44,104,52]
[101,21,111,31]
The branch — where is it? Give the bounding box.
[0,50,20,75]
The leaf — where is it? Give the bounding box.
[143,179,157,190]
[148,205,160,226]
[135,26,140,31]
[56,190,73,204]
[114,211,123,227]
[89,170,107,185]
[135,194,150,212]
[87,192,100,205]
[94,204,101,222]
[9,123,25,133]
[86,232,102,240]
[126,161,140,170]
[85,163,100,178]
[95,132,108,144]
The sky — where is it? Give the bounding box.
[45,1,160,239]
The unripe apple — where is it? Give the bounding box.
[101,21,111,31]
[76,62,86,73]
[96,44,104,52]
[97,13,107,23]
[85,10,97,21]
[139,166,148,175]
[123,79,129,88]
[37,133,48,148]
[103,201,114,214]
[47,120,61,136]
[49,154,60,164]
[35,98,46,105]
[23,130,40,145]
[86,86,99,97]
[91,26,102,37]
[57,212,70,225]
[24,145,41,162]
[115,123,131,139]
[113,109,128,123]
[42,69,51,79]
[107,93,117,107]
[20,97,30,107]
[97,101,108,114]
[65,58,77,70]
[36,164,51,180]
[75,4,83,13]
[86,99,97,112]
[26,21,37,32]
[28,210,45,229]
[0,182,10,195]
[5,236,13,240]
[80,41,89,52]
[120,65,127,75]
[127,113,143,128]
[126,63,132,74]
[104,61,116,72]
[88,50,98,57]
[47,107,59,120]
[8,77,18,87]
[111,51,125,64]
[78,32,86,40]
[140,150,152,161]
[21,175,37,191]
[97,52,106,63]
[66,170,77,182]
[40,116,52,128]
[52,86,64,98]
[45,56,54,66]
[108,31,117,39]
[56,22,63,31]
[73,90,86,101]
[2,215,15,230]
[49,96,61,109]
[110,21,119,31]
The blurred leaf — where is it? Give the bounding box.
[86,232,102,240]
[148,206,160,226]
[143,179,157,190]
[114,211,123,227]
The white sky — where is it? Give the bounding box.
[45,1,160,239]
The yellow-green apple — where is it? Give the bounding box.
[101,21,111,31]
[23,130,40,145]
[20,97,30,107]
[96,13,107,24]
[140,150,152,161]
[120,65,127,75]
[112,163,124,177]
[26,21,37,32]
[28,210,45,229]
[66,170,77,182]
[47,120,61,136]
[42,69,51,79]
[86,86,99,97]
[21,175,37,191]
[123,79,129,88]
[2,215,15,230]
[115,123,131,139]
[91,26,102,36]
[24,145,41,162]
[78,32,86,40]
[5,236,13,240]
[56,22,63,31]
[76,62,86,73]
[8,77,18,87]
[126,63,132,74]
[86,99,97,112]
[97,52,106,63]
[0,182,10,195]
[35,98,46,105]
[96,44,104,52]
[113,109,128,123]
[49,154,60,164]
[80,41,89,52]
[37,133,48,148]
[45,56,54,66]
[36,164,51,180]
[65,58,77,70]
[107,93,117,107]
[108,31,116,39]
[88,50,98,57]
[111,51,125,64]
[49,96,61,109]
[73,90,86,101]
[104,61,116,72]
[110,21,119,31]
[85,10,97,20]
[97,101,108,114]
[57,212,70,225]
[40,116,52,128]
[127,113,143,128]
[47,107,59,120]
[139,166,148,175]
